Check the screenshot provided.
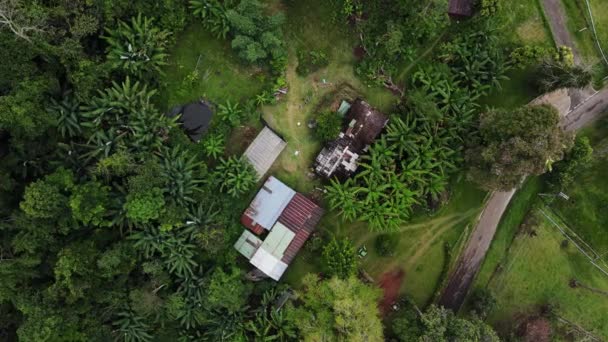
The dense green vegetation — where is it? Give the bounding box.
[469,117,608,340]
[1,0,599,340]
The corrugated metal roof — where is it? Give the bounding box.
[250,247,289,281]
[243,127,287,180]
[261,222,295,259]
[233,230,262,259]
[278,193,324,264]
[242,176,296,231]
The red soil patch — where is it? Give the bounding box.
[378,269,405,316]
[353,46,366,60]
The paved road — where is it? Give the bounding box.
[563,88,608,131]
[438,93,608,311]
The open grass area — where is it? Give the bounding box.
[471,177,544,289]
[284,176,487,306]
[561,0,608,79]
[467,118,608,339]
[485,217,608,339]
[500,0,554,48]
[160,23,268,108]
[262,0,397,193]
[480,68,540,110]
[549,119,608,263]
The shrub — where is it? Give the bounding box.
[470,288,497,319]
[314,111,342,142]
[509,45,548,69]
[479,0,501,16]
[322,238,357,279]
[375,233,399,257]
[124,188,165,224]
[296,50,329,76]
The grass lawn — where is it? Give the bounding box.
[160,23,268,108]
[549,120,608,262]
[480,67,540,110]
[561,0,608,80]
[500,0,554,48]
[283,176,487,306]
[471,177,544,289]
[262,0,397,193]
[485,217,608,339]
[480,0,555,110]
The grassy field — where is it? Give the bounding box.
[500,0,554,48]
[261,0,397,193]
[283,176,487,306]
[561,0,608,79]
[471,177,544,289]
[480,0,554,109]
[485,216,608,340]
[467,116,608,339]
[160,24,268,108]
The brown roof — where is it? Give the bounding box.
[277,193,324,264]
[345,99,389,152]
[448,0,474,17]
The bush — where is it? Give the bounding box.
[315,111,342,142]
[509,45,548,69]
[296,50,329,76]
[470,288,497,319]
[322,238,357,279]
[375,233,399,257]
[534,59,592,92]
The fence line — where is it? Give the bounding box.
[539,208,608,278]
[583,0,608,68]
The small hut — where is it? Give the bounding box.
[167,100,214,142]
[448,0,474,18]
[243,126,287,180]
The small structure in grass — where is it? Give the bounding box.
[243,125,287,180]
[314,99,389,179]
[235,176,324,281]
[448,0,474,18]
[166,100,214,143]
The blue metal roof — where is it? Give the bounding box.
[243,176,296,230]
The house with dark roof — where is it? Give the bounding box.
[448,0,474,18]
[314,99,389,178]
[166,100,214,142]
[234,176,324,281]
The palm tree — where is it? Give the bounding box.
[160,147,205,207]
[214,156,257,198]
[104,14,170,78]
[113,310,153,342]
[324,178,362,222]
[217,100,243,127]
[189,0,235,39]
[203,133,225,159]
[49,92,82,138]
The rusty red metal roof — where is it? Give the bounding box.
[278,193,324,264]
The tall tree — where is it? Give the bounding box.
[286,274,384,341]
[466,104,571,190]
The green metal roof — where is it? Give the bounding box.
[234,230,262,259]
[261,222,295,259]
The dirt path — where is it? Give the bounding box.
[541,0,581,64]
